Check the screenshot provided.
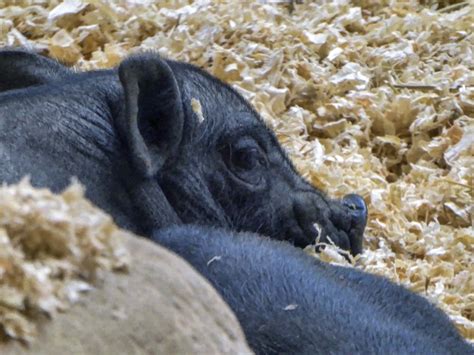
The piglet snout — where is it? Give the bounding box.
[341,194,367,255]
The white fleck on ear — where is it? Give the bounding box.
[191,98,205,124]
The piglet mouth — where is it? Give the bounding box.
[291,204,322,248]
[293,194,368,256]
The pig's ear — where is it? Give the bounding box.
[0,48,73,92]
[117,54,184,177]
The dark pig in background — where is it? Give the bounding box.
[0,49,471,354]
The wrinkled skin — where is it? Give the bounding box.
[0,49,470,354]
[0,48,366,254]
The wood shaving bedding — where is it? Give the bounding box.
[0,0,472,342]
[0,180,129,342]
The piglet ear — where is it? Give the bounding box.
[117,54,184,178]
[0,48,73,92]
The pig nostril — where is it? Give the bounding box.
[342,194,367,218]
[347,203,357,211]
